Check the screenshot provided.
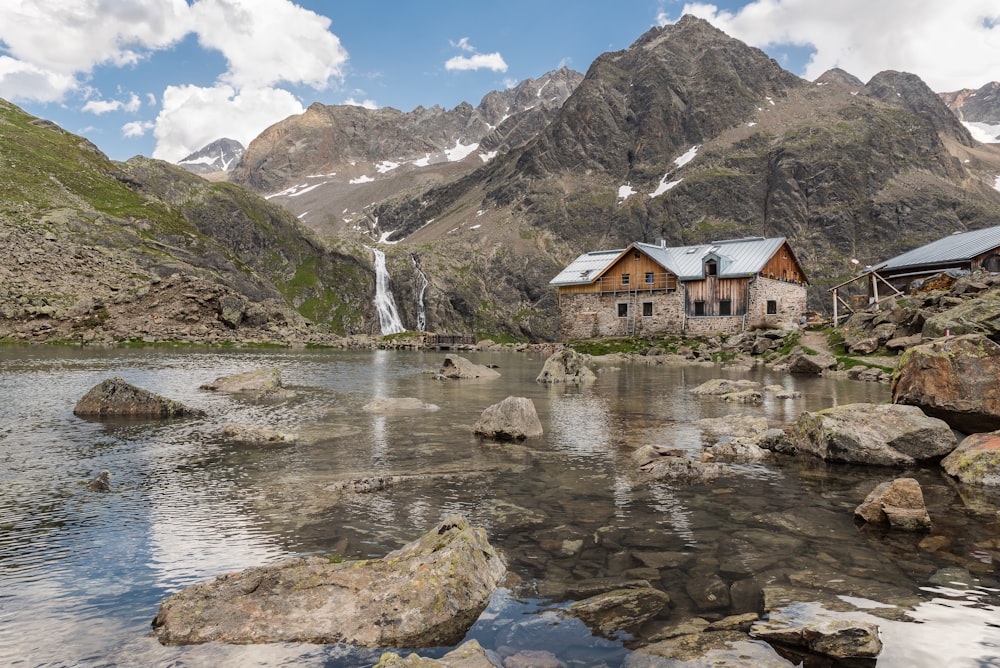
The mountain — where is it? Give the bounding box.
[940,81,1000,143]
[178,137,245,175]
[354,16,1000,336]
[0,100,377,344]
[228,67,582,240]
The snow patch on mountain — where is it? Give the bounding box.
[965,121,1000,143]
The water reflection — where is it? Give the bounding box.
[0,346,997,667]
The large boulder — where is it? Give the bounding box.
[941,431,1000,486]
[854,478,932,530]
[74,377,197,418]
[199,367,295,401]
[892,334,1000,433]
[921,291,1000,339]
[789,403,956,465]
[535,349,596,384]
[152,516,506,646]
[473,396,543,441]
[786,349,837,374]
[438,355,501,380]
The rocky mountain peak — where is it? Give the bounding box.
[814,68,864,89]
[862,70,975,146]
[940,81,1000,144]
[177,137,245,175]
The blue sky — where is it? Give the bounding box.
[1,1,998,163]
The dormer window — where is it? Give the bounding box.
[705,259,718,276]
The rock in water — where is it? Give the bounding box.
[789,403,956,465]
[473,396,543,440]
[437,355,501,379]
[86,470,111,492]
[854,478,932,530]
[152,516,506,647]
[892,334,1000,433]
[199,367,295,401]
[941,431,1000,486]
[535,349,595,384]
[74,377,197,418]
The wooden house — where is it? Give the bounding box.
[550,237,808,339]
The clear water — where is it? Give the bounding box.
[0,346,997,667]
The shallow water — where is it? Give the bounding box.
[0,346,997,667]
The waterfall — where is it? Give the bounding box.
[371,247,406,334]
[412,255,428,332]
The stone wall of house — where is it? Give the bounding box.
[682,315,747,336]
[746,278,807,330]
[559,291,685,339]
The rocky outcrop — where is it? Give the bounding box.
[854,478,932,530]
[567,587,670,636]
[199,367,295,401]
[789,403,956,465]
[786,349,837,374]
[152,516,506,646]
[892,334,1000,433]
[473,396,543,441]
[535,349,596,384]
[438,355,501,380]
[941,431,1000,486]
[74,377,198,418]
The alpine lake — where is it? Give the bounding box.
[0,344,997,667]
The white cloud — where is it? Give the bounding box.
[445,53,508,73]
[0,55,78,103]
[122,120,155,138]
[450,37,475,52]
[82,93,141,115]
[189,0,348,90]
[666,1,1000,90]
[152,84,304,162]
[344,97,378,109]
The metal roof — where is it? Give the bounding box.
[875,225,1000,272]
[548,249,625,286]
[549,236,792,285]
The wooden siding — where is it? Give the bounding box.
[557,248,677,296]
[758,241,807,283]
[685,277,749,316]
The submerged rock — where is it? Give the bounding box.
[86,470,111,492]
[74,377,197,418]
[535,349,596,384]
[438,355,501,380]
[854,478,932,530]
[362,397,440,414]
[567,587,670,636]
[199,367,295,401]
[789,403,956,465]
[152,516,506,647]
[689,378,762,396]
[941,431,1000,486]
[374,639,497,667]
[221,424,297,445]
[751,618,883,660]
[473,396,543,441]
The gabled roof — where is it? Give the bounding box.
[550,236,794,286]
[874,225,1000,273]
[548,249,625,286]
[658,237,788,280]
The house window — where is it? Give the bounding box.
[693,301,705,316]
[618,303,628,318]
[705,260,717,276]
[645,272,655,284]
[621,273,630,286]
[642,302,653,317]
[719,299,732,316]
[766,300,778,315]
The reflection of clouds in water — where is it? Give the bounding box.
[648,485,696,547]
[547,392,613,457]
[612,473,633,516]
